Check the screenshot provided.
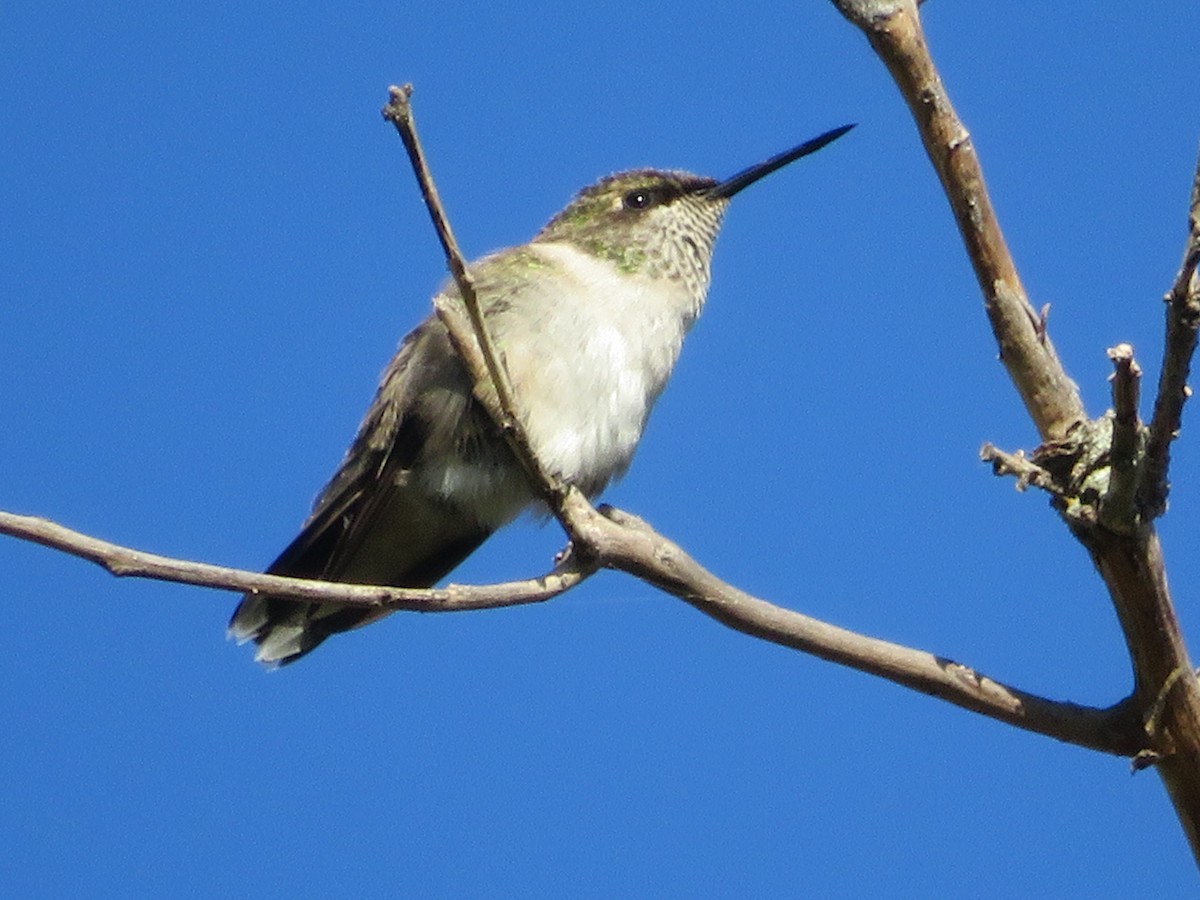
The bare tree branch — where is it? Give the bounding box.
[5,6,1197,863]
[829,0,1085,442]
[3,71,1156,762]
[380,84,575,523]
[827,0,1200,865]
[558,495,1146,757]
[1142,146,1200,519]
[1102,343,1143,533]
[0,504,1151,757]
[0,511,590,612]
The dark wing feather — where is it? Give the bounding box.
[228,318,495,665]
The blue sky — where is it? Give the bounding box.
[3,2,1199,896]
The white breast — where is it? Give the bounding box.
[500,241,697,492]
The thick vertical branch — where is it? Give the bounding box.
[1083,529,1200,856]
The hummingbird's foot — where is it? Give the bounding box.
[553,541,576,567]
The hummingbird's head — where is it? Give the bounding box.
[533,124,855,298]
[535,169,728,293]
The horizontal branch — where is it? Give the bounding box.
[0,511,590,612]
[0,504,1148,757]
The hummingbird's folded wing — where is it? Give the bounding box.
[227,319,497,665]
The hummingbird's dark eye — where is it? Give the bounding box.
[623,189,655,210]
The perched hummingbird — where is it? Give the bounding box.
[229,123,853,666]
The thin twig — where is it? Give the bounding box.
[979,443,1061,494]
[380,84,570,513]
[379,86,505,416]
[1141,145,1200,519]
[432,296,580,517]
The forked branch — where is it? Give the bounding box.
[828,0,1200,865]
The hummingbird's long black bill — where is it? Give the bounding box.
[706,123,856,200]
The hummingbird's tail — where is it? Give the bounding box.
[228,482,492,667]
[228,529,488,667]
[227,592,392,667]
[228,313,516,666]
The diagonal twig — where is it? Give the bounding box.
[1141,145,1200,519]
[380,84,574,518]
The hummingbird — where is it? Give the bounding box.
[229,123,854,666]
